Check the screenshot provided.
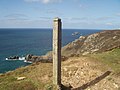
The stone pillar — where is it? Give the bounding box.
[53,17,62,86]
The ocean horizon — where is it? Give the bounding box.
[0,28,101,73]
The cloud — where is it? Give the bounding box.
[4,14,29,21]
[3,13,29,22]
[116,13,120,16]
[71,17,89,21]
[96,16,113,21]
[24,0,62,4]
[39,17,51,19]
[46,9,63,16]
[106,22,113,26]
[79,4,83,8]
[0,18,51,28]
[63,17,89,21]
[38,17,52,21]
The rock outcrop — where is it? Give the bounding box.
[25,54,52,63]
[26,30,120,62]
[62,30,120,56]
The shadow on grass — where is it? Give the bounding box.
[71,71,111,90]
[61,84,73,90]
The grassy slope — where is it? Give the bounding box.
[88,48,120,75]
[0,48,120,90]
[0,63,54,90]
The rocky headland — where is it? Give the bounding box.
[1,30,120,90]
[26,30,120,62]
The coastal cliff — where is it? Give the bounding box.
[26,30,120,62]
[62,30,120,56]
[0,30,120,90]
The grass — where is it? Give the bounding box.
[0,62,54,90]
[0,48,120,90]
[88,48,120,75]
[0,75,36,90]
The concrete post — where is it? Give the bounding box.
[53,17,62,86]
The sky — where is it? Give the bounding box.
[0,0,120,29]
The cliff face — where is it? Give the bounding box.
[27,30,120,62]
[61,30,120,56]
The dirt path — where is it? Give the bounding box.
[61,57,120,90]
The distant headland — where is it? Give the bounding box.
[25,30,120,63]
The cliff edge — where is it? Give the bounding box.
[0,30,120,90]
[62,30,120,56]
[26,30,120,62]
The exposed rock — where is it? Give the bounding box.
[25,55,52,63]
[113,83,119,88]
[17,77,26,80]
[26,30,120,62]
[62,30,120,56]
[25,54,33,60]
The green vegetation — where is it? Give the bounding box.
[0,63,54,90]
[0,48,120,90]
[0,75,36,90]
[89,48,120,75]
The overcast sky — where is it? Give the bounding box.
[0,0,120,29]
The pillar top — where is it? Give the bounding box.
[54,17,61,22]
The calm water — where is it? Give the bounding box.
[0,28,101,73]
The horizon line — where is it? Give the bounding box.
[0,28,119,30]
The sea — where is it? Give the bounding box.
[0,28,101,73]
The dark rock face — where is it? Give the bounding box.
[25,55,52,63]
[26,30,120,62]
[25,54,33,60]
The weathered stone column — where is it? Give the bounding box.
[53,17,62,86]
